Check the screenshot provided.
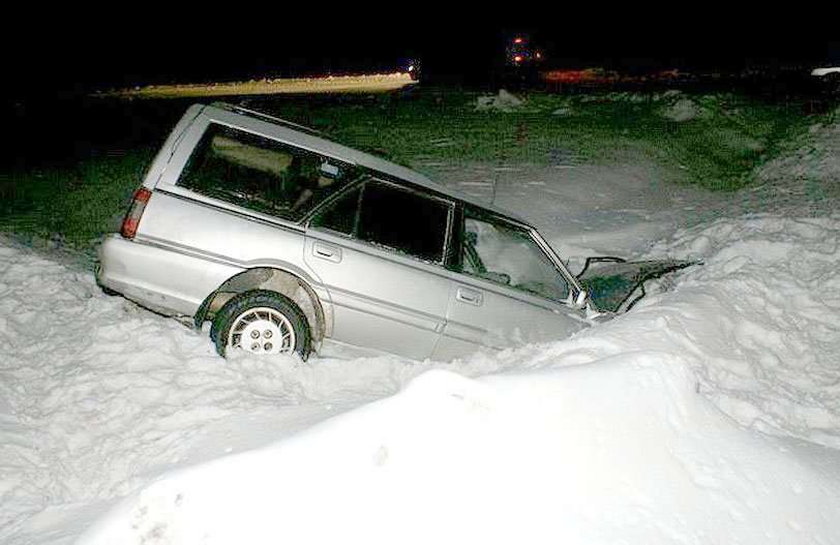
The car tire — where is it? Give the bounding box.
[211,290,311,360]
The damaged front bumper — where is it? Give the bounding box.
[577,257,697,314]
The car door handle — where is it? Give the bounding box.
[456,286,483,306]
[313,242,342,263]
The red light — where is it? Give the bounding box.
[120,187,152,239]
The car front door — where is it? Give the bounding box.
[304,178,454,360]
[433,207,587,360]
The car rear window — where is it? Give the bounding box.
[177,124,354,222]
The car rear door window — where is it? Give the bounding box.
[311,179,451,263]
[311,186,362,236]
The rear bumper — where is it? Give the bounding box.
[97,235,237,317]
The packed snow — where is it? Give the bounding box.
[1,108,839,545]
[475,89,526,112]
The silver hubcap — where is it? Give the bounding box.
[228,307,295,355]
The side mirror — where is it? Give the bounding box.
[573,290,588,309]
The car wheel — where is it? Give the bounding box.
[211,290,310,359]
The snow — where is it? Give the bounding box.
[651,217,840,448]
[752,114,840,216]
[475,89,526,112]
[661,96,706,122]
[78,361,840,545]
[1,108,839,545]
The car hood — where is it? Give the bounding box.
[576,257,696,314]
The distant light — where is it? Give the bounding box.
[514,55,523,63]
[407,65,415,72]
[514,37,524,44]
[535,52,542,59]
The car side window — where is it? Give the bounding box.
[311,186,362,236]
[177,123,353,221]
[311,179,451,264]
[458,210,569,302]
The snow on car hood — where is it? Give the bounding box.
[576,257,696,313]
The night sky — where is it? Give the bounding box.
[5,9,838,97]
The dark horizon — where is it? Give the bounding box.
[5,12,838,97]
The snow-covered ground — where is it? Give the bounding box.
[1,110,838,544]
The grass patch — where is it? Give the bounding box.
[0,149,154,256]
[252,88,813,190]
[0,88,824,259]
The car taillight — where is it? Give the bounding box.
[120,187,152,239]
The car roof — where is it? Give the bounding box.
[203,102,530,226]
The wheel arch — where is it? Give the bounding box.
[194,267,329,349]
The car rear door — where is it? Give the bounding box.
[432,207,587,360]
[303,178,455,360]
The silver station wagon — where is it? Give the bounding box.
[97,103,689,360]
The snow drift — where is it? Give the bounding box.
[3,212,837,544]
[2,144,840,542]
[79,360,840,545]
[71,215,840,545]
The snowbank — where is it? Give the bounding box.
[648,216,840,448]
[0,240,509,543]
[78,360,840,545]
[0,212,826,545]
[72,214,840,544]
[2,163,840,543]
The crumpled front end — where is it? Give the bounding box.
[577,257,697,314]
